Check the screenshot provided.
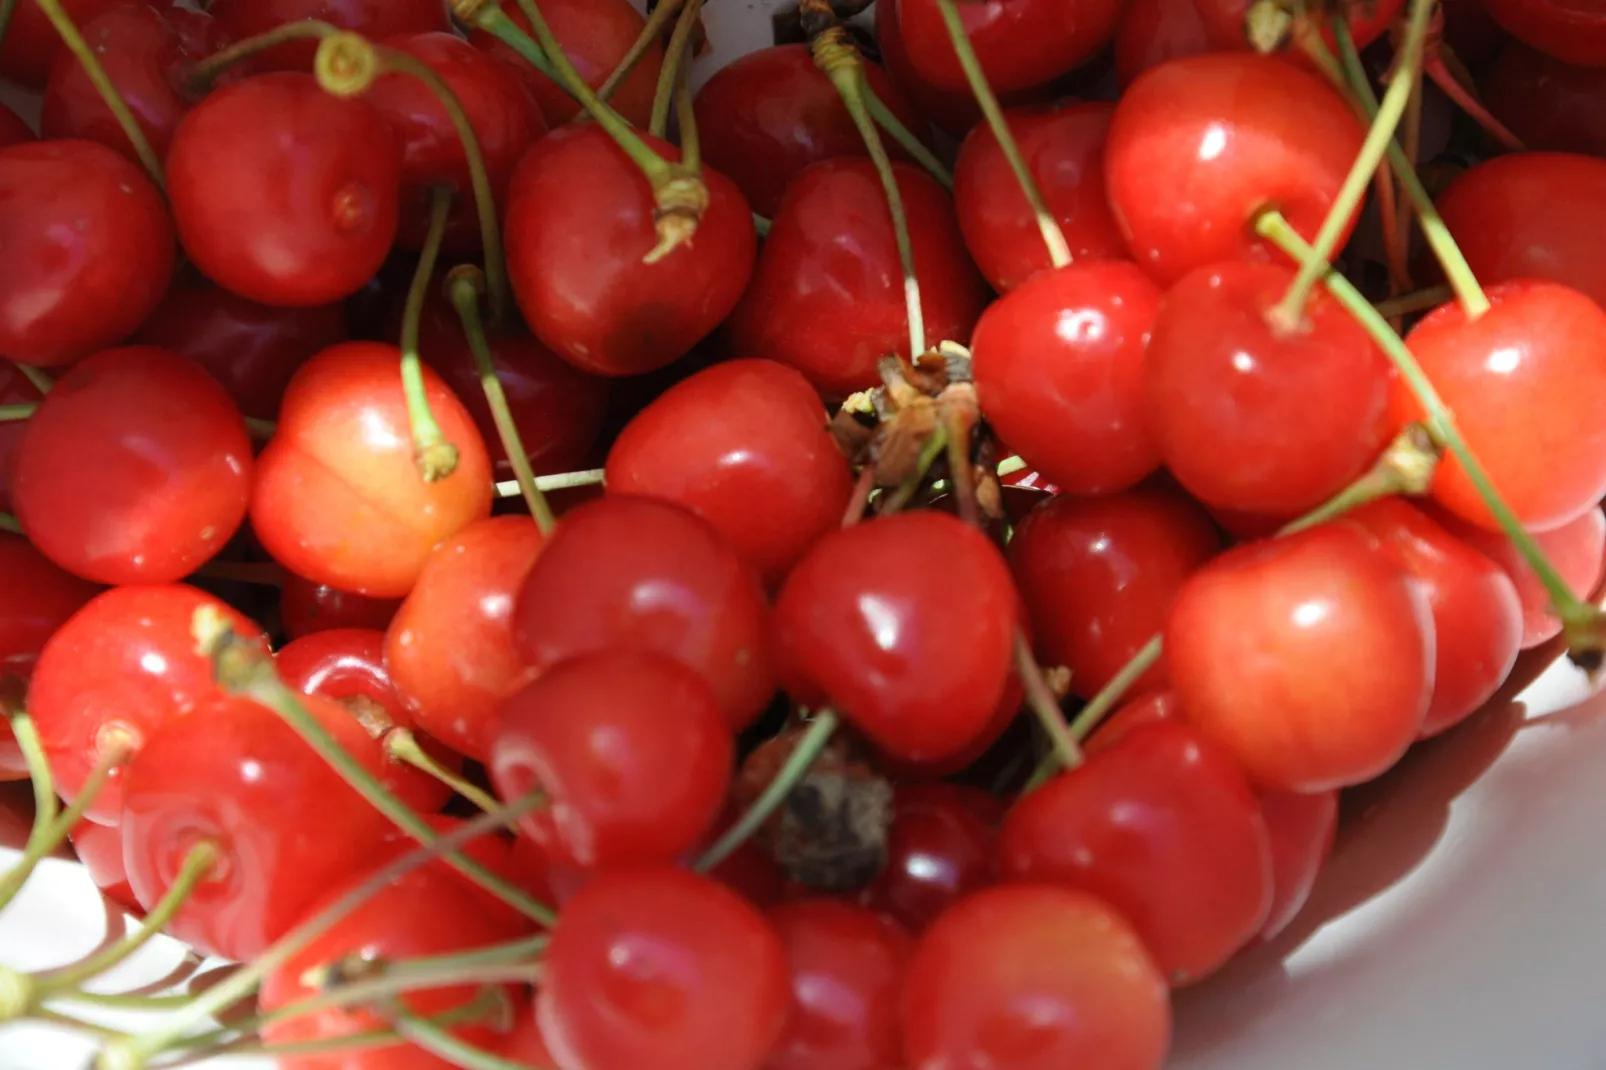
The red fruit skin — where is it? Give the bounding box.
[539,867,791,1070]
[902,884,1171,1070]
[727,158,991,398]
[0,140,175,367]
[0,0,124,89]
[70,820,141,916]
[0,102,31,147]
[1115,0,1213,87]
[605,359,856,586]
[954,102,1127,293]
[208,0,451,72]
[1484,0,1606,66]
[1394,280,1606,533]
[376,813,536,934]
[385,516,545,762]
[896,0,1124,95]
[0,362,43,513]
[10,346,253,585]
[1083,690,1180,759]
[280,575,403,640]
[1257,787,1337,941]
[1485,44,1606,158]
[1193,0,1403,54]
[1104,54,1366,285]
[504,124,756,377]
[864,783,997,934]
[0,533,101,684]
[166,73,402,307]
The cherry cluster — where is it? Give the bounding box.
[1,0,1605,1068]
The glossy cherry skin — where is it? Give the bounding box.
[971,261,1163,495]
[693,44,925,219]
[250,341,493,598]
[374,813,534,934]
[1433,153,1606,311]
[1486,44,1606,158]
[121,693,393,961]
[385,516,544,762]
[10,346,253,585]
[954,102,1126,292]
[504,124,756,377]
[280,575,403,640]
[0,0,123,89]
[1485,0,1606,66]
[1193,0,1402,54]
[512,495,775,731]
[1166,523,1434,793]
[1082,690,1180,758]
[1009,486,1221,700]
[0,102,31,148]
[167,73,401,306]
[539,866,791,1070]
[864,783,997,934]
[0,362,42,513]
[135,280,349,421]
[28,585,264,824]
[1145,261,1393,517]
[605,359,856,586]
[1395,280,1606,532]
[1343,500,1522,737]
[1257,787,1337,941]
[1105,54,1366,286]
[208,0,451,72]
[897,0,1123,94]
[0,140,174,367]
[1115,0,1212,86]
[902,883,1170,1070]
[70,820,141,916]
[1000,722,1273,983]
[774,510,1018,764]
[727,159,991,398]
[368,31,547,255]
[0,534,100,684]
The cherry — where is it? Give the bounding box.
[539,866,791,1070]
[1395,280,1606,533]
[504,124,756,377]
[367,31,547,255]
[135,279,350,421]
[250,341,493,598]
[1256,787,1337,941]
[0,140,174,367]
[70,819,141,916]
[27,584,265,825]
[276,627,456,813]
[774,510,1018,764]
[1433,152,1606,311]
[501,1003,556,1065]
[605,359,856,586]
[1343,500,1522,737]
[167,73,402,306]
[1485,0,1606,66]
[864,783,997,934]
[1166,522,1434,793]
[902,883,1170,1070]
[1192,0,1403,55]
[375,813,534,931]
[1114,0,1212,87]
[765,899,911,1070]
[874,0,1038,137]
[692,44,925,219]
[1485,43,1606,158]
[1082,690,1180,758]
[953,102,1126,293]
[280,575,404,640]
[122,693,394,961]
[385,515,544,762]
[0,102,31,148]
[896,0,1123,96]
[207,0,451,73]
[970,261,1163,495]
[0,363,43,514]
[1144,261,1393,517]
[0,533,100,683]
[512,495,775,731]
[1008,485,1221,700]
[0,0,123,90]
[727,158,990,398]
[1446,0,1509,64]
[1104,54,1365,285]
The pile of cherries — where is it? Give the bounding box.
[3,0,1606,1067]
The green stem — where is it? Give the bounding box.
[181,20,336,91]
[1374,284,1453,319]
[14,365,51,394]
[384,727,501,814]
[0,403,35,421]
[494,467,604,498]
[694,709,840,872]
[385,1002,532,1070]
[865,85,952,190]
[752,213,771,238]
[243,417,276,441]
[0,707,56,914]
[1276,422,1439,536]
[0,0,16,52]
[400,187,461,483]
[597,0,685,102]
[648,0,702,139]
[879,425,947,514]
[675,64,701,172]
[1014,631,1082,771]
[0,513,21,535]
[47,991,197,1011]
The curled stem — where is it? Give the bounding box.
[182,19,336,91]
[598,0,685,102]
[0,403,36,421]
[649,0,703,139]
[1015,632,1082,772]
[864,85,952,189]
[401,188,462,482]
[385,727,500,814]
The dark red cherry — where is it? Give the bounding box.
[605,359,856,586]
[0,0,124,89]
[207,0,451,73]
[0,140,174,367]
[0,102,31,148]
[10,346,253,585]
[1445,0,1508,63]
[1257,787,1337,941]
[896,0,1124,95]
[1115,0,1212,86]
[280,575,403,640]
[0,533,101,683]
[727,158,990,398]
[167,73,401,306]
[0,362,45,513]
[864,783,997,934]
[1485,0,1606,66]
[504,123,756,377]
[1193,0,1403,55]
[1485,44,1606,158]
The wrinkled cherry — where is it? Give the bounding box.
[1485,44,1606,158]
[864,783,997,934]
[280,575,404,640]
[896,0,1124,95]
[208,0,451,72]
[1114,0,1211,86]
[0,0,123,89]
[1257,787,1338,941]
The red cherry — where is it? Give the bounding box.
[0,102,31,147]
[1395,280,1606,532]
[1082,690,1180,758]
[280,575,404,640]
[874,0,1015,137]
[1484,0,1606,66]
[1166,523,1434,792]
[953,102,1126,292]
[692,44,925,219]
[971,261,1163,495]
[0,140,174,367]
[207,0,451,73]
[1445,0,1509,64]
[504,123,756,377]
[1008,485,1221,699]
[864,783,996,933]
[605,359,856,586]
[896,0,1123,95]
[774,510,1018,763]
[70,820,141,916]
[250,341,493,598]
[1114,0,1212,87]
[1342,500,1522,737]
[0,362,43,514]
[512,496,775,731]
[501,1002,556,1065]
[167,73,401,306]
[0,0,123,89]
[1144,261,1393,517]
[1485,44,1606,158]
[376,813,538,933]
[1256,787,1337,941]
[1104,54,1365,285]
[0,533,100,684]
[367,31,547,255]
[539,866,791,1070]
[1193,0,1403,54]
[727,158,990,398]
[902,884,1171,1070]
[385,516,544,762]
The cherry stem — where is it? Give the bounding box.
[694,708,841,872]
[1271,0,1434,330]
[675,63,701,172]
[384,727,500,813]
[842,466,877,527]
[14,365,51,395]
[1278,422,1440,535]
[0,513,20,535]
[933,0,1069,269]
[752,212,771,237]
[399,187,462,483]
[0,403,35,421]
[0,0,15,53]
[941,407,981,528]
[1015,631,1083,771]
[493,467,604,498]
[1392,63,1423,295]
[1373,283,1453,319]
[383,1001,531,1070]
[879,424,948,514]
[182,19,336,91]
[1424,56,1524,152]
[190,560,285,586]
[649,0,703,139]
[865,87,952,190]
[598,0,686,102]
